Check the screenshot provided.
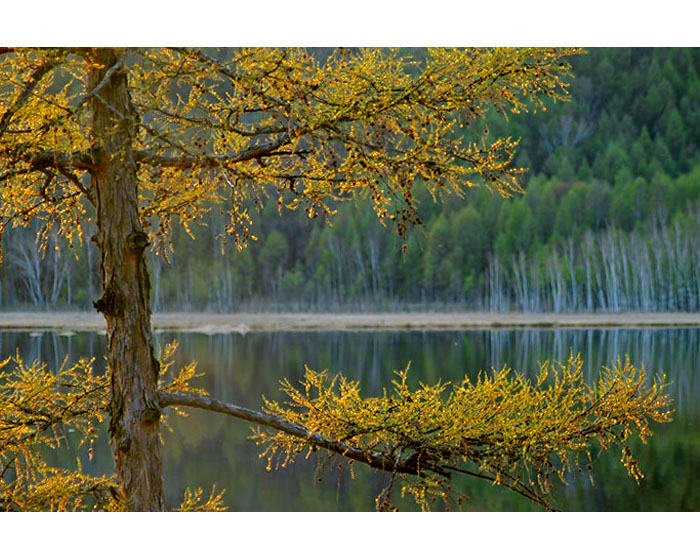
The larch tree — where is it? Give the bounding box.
[0,47,672,512]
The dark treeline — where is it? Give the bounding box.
[2,47,700,312]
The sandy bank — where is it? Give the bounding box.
[1,311,700,333]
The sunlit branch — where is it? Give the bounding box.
[158,390,448,478]
[0,56,62,138]
[169,47,281,86]
[144,106,287,137]
[134,133,293,168]
[157,389,561,510]
[0,188,84,236]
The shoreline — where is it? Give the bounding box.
[1,311,700,334]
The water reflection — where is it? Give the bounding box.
[1,327,698,511]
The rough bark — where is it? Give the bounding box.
[89,48,163,511]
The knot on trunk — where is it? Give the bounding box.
[117,435,131,452]
[126,230,149,254]
[93,280,125,316]
[142,406,161,424]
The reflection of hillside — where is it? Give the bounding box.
[4,328,697,510]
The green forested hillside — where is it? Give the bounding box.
[2,48,700,311]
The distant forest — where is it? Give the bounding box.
[2,47,700,312]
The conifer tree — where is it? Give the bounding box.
[0,47,672,511]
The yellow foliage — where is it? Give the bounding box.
[7,47,641,512]
[176,486,228,512]
[254,354,672,511]
[0,343,673,511]
[0,353,116,511]
[1,47,580,260]
[157,340,208,398]
[0,343,206,511]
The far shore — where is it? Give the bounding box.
[1,311,700,334]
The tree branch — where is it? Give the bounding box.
[134,134,293,169]
[0,57,61,137]
[144,106,287,137]
[20,150,95,172]
[157,390,447,478]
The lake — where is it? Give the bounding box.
[2,327,698,511]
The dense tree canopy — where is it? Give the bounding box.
[0,47,576,257]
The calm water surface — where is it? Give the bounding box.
[2,327,698,511]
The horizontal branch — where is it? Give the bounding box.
[157,390,447,478]
[145,106,287,137]
[19,150,95,172]
[9,135,298,176]
[134,133,292,169]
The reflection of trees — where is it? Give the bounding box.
[13,327,697,415]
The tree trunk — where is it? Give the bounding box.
[89,48,163,511]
